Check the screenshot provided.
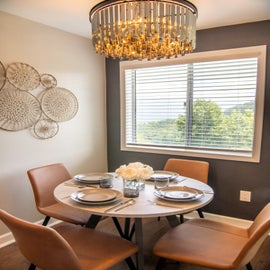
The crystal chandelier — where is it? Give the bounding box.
[89,0,198,60]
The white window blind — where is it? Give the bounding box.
[120,46,266,162]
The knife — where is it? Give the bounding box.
[64,182,98,188]
[104,199,134,213]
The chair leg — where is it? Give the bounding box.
[28,263,36,270]
[125,257,137,270]
[197,209,204,218]
[155,257,166,270]
[180,214,184,223]
[246,262,253,270]
[42,216,51,226]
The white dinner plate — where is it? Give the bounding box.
[164,190,196,200]
[148,170,179,181]
[154,186,204,202]
[70,189,122,205]
[74,173,113,184]
[77,189,116,202]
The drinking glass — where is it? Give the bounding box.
[100,178,113,188]
[154,177,169,189]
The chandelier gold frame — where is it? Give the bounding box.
[89,0,198,60]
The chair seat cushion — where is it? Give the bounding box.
[153,219,249,269]
[40,203,90,225]
[54,223,138,270]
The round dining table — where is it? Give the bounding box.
[54,175,214,270]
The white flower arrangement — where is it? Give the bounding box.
[115,162,154,180]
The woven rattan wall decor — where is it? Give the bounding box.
[0,60,78,139]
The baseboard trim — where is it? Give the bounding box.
[184,211,252,228]
[0,212,252,249]
[0,218,61,249]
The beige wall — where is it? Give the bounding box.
[0,12,107,236]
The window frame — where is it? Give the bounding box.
[119,45,266,162]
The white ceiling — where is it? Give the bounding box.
[0,0,269,38]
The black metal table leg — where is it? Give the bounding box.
[112,217,125,238]
[134,218,144,270]
[85,214,102,228]
[124,218,131,237]
[129,222,135,240]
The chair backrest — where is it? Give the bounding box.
[164,158,209,183]
[27,163,72,209]
[0,209,82,270]
[235,203,270,267]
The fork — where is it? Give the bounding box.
[114,199,136,212]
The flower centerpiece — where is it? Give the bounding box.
[115,162,154,197]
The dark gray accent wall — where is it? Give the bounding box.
[106,20,270,220]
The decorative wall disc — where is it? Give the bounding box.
[40,73,57,88]
[0,88,42,131]
[0,61,6,90]
[34,119,59,139]
[6,62,40,91]
[0,60,79,139]
[41,87,78,122]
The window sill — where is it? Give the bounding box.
[121,144,260,163]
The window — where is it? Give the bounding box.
[120,46,266,162]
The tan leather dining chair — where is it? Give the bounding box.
[27,163,90,226]
[153,202,270,270]
[0,209,138,270]
[164,158,209,183]
[164,158,209,222]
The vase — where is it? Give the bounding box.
[123,179,139,198]
[138,179,145,190]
